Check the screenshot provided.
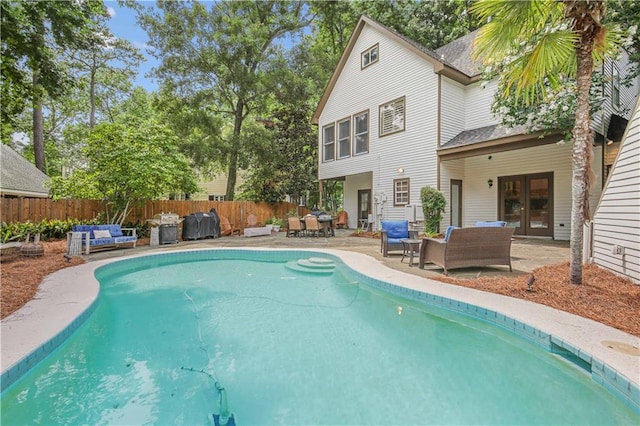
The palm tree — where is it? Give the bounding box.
[471,0,619,285]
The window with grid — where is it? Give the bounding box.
[208,195,225,201]
[337,118,351,159]
[361,44,379,69]
[353,111,369,154]
[612,64,620,109]
[393,178,410,206]
[379,97,405,136]
[322,123,335,162]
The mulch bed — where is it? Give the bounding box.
[2,239,638,337]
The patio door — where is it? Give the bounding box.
[499,173,553,237]
[357,189,371,227]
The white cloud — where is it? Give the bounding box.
[107,7,116,17]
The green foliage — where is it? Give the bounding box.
[49,118,199,224]
[421,187,446,234]
[0,218,99,243]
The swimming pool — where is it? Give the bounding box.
[2,249,639,424]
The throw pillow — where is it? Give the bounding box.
[93,230,112,239]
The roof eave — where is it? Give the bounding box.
[438,131,564,160]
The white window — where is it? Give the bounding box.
[337,118,351,159]
[322,123,335,162]
[612,64,620,109]
[379,97,405,137]
[208,195,225,201]
[353,111,369,154]
[361,44,379,69]
[394,178,410,206]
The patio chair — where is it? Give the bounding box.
[380,220,418,257]
[246,214,260,228]
[335,211,348,229]
[287,217,303,237]
[219,215,240,237]
[304,215,321,237]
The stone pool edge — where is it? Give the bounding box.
[1,248,638,413]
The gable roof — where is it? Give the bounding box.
[0,144,50,198]
[312,16,481,124]
[434,30,482,77]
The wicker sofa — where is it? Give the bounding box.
[418,226,515,274]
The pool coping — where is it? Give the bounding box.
[2,248,639,412]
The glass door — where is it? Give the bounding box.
[500,177,524,234]
[499,173,553,237]
[357,189,371,229]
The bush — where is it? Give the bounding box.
[0,218,99,243]
[421,186,446,234]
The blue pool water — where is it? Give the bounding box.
[2,251,638,425]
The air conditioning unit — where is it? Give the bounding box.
[405,204,424,222]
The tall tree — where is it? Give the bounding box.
[137,1,313,200]
[472,0,620,285]
[0,0,107,171]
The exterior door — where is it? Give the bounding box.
[357,189,371,227]
[499,173,553,237]
[450,180,462,227]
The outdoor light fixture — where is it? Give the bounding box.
[397,167,405,174]
[488,179,494,188]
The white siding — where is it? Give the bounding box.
[464,80,499,130]
[592,51,640,134]
[318,23,440,226]
[439,159,465,227]
[447,142,603,241]
[440,78,465,144]
[343,172,372,229]
[593,98,640,283]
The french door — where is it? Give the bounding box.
[499,173,553,237]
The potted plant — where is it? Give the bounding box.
[269,216,285,232]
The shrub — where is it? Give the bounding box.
[420,186,446,234]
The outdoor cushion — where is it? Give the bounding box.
[475,221,507,227]
[381,220,409,243]
[444,225,459,242]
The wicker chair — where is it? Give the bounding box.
[287,217,303,237]
[418,226,515,274]
[380,220,418,257]
[303,215,321,237]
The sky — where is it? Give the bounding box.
[105,1,159,91]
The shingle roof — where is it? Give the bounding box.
[435,30,482,77]
[440,124,531,149]
[0,144,50,197]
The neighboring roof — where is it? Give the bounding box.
[0,144,50,198]
[440,124,531,149]
[312,16,480,124]
[434,30,482,78]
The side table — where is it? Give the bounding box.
[401,238,422,267]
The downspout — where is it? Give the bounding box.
[436,74,442,191]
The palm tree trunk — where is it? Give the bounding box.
[567,0,603,285]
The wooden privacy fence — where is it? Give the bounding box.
[0,198,310,230]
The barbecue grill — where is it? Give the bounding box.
[147,212,181,244]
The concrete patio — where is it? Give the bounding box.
[88,228,570,280]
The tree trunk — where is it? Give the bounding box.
[225,101,245,201]
[32,70,45,172]
[566,0,603,285]
[89,67,97,128]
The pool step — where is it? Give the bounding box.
[285,257,335,274]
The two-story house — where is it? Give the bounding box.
[313,16,639,240]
